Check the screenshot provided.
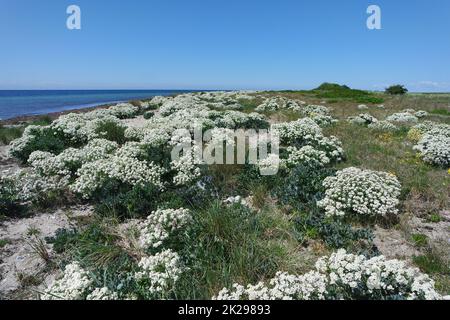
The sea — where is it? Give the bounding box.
[0,90,201,120]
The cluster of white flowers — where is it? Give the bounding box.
[9,109,126,158]
[255,97,280,112]
[71,154,165,198]
[214,249,441,300]
[408,121,449,140]
[309,114,338,127]
[28,139,118,179]
[41,262,92,300]
[409,121,450,166]
[316,249,441,300]
[171,143,202,186]
[272,118,344,165]
[214,271,327,300]
[107,103,140,118]
[368,120,399,132]
[257,153,280,175]
[195,91,256,110]
[348,113,378,125]
[357,104,369,110]
[414,134,450,166]
[216,111,267,129]
[209,128,236,147]
[8,125,46,159]
[284,146,330,169]
[223,195,249,207]
[86,287,119,300]
[386,112,418,123]
[2,168,69,202]
[300,104,330,116]
[414,110,429,118]
[317,167,401,217]
[42,263,122,300]
[134,249,183,295]
[50,111,127,143]
[272,118,323,144]
[138,208,192,249]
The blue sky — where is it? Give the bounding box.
[0,0,449,91]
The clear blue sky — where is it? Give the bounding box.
[1,0,449,91]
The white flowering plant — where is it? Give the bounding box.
[214,249,441,300]
[317,167,401,217]
[138,208,192,249]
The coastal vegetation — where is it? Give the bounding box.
[0,84,449,300]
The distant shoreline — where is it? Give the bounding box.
[0,99,141,125]
[0,89,211,123]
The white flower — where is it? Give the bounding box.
[138,208,191,249]
[414,134,450,166]
[348,113,378,125]
[284,146,330,168]
[134,249,183,295]
[386,112,418,123]
[368,121,399,132]
[41,262,92,300]
[317,167,401,217]
[214,250,441,300]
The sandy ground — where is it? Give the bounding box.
[0,145,20,175]
[121,115,146,128]
[0,206,93,299]
[374,210,450,261]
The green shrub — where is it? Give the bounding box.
[293,209,375,253]
[94,183,160,219]
[0,179,26,217]
[143,111,154,119]
[146,103,161,111]
[275,164,335,211]
[94,120,126,144]
[10,127,66,163]
[385,85,408,95]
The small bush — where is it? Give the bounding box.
[94,183,160,219]
[385,85,408,95]
[276,164,335,211]
[0,178,26,217]
[94,120,126,144]
[293,210,375,253]
[10,126,66,163]
[143,111,154,119]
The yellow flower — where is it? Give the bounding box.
[388,171,397,177]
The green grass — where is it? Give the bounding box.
[411,233,428,247]
[0,238,11,248]
[0,125,23,145]
[268,83,384,104]
[174,202,299,299]
[413,252,450,294]
[430,109,450,116]
[426,213,442,223]
[0,116,53,145]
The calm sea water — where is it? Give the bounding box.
[0,90,199,120]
